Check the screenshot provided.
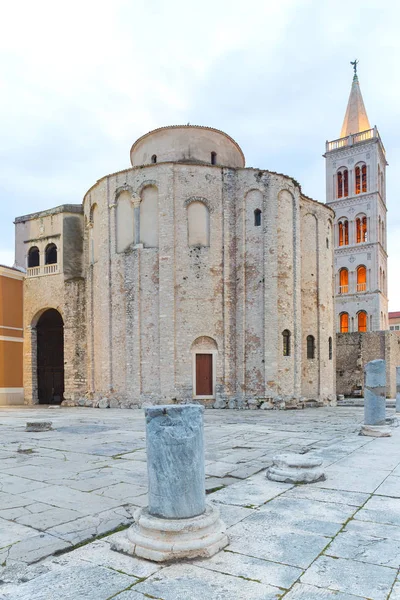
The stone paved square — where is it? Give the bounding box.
[0,406,399,599]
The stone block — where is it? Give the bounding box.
[98,399,109,409]
[25,422,52,432]
[364,359,386,425]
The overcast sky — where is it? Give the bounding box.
[1,0,399,307]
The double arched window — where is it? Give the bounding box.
[282,330,291,356]
[340,312,349,333]
[337,168,349,199]
[355,163,367,194]
[356,215,367,243]
[356,265,366,292]
[338,219,349,246]
[339,268,348,294]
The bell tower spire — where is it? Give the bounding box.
[340,60,371,138]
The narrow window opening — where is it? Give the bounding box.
[358,311,367,332]
[338,220,349,246]
[355,166,361,194]
[306,335,315,359]
[356,216,367,243]
[362,164,367,192]
[339,268,349,294]
[340,313,349,333]
[282,330,291,356]
[254,209,261,227]
[343,169,349,197]
[151,154,157,164]
[211,151,217,165]
[337,171,343,198]
[357,265,367,292]
[328,337,332,360]
[326,237,329,249]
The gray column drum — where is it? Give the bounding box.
[145,404,206,519]
[364,359,386,425]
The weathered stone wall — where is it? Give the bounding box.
[82,158,335,408]
[15,208,86,404]
[336,331,400,397]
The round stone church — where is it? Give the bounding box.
[16,125,336,408]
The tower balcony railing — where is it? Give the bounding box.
[357,282,367,292]
[27,264,59,277]
[326,127,385,155]
[339,285,348,294]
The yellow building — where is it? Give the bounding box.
[0,264,24,405]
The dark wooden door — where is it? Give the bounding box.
[196,353,213,396]
[37,309,64,404]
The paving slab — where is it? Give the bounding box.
[193,548,303,589]
[327,528,400,568]
[0,563,135,600]
[354,495,400,527]
[211,472,292,507]
[375,475,400,497]
[301,555,397,599]
[134,563,283,599]
[284,583,367,598]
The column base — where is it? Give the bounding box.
[267,453,325,484]
[111,503,228,562]
[360,425,392,437]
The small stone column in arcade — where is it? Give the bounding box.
[112,404,228,562]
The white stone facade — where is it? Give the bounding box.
[15,125,336,408]
[325,75,389,333]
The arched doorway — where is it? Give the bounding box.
[36,309,64,404]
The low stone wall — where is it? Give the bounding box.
[61,393,337,410]
[336,331,400,398]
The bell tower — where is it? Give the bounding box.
[325,61,388,333]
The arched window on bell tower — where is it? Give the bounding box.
[356,215,367,243]
[337,168,348,199]
[355,163,367,194]
[338,218,349,246]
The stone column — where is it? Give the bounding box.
[396,366,400,413]
[112,404,228,561]
[361,359,391,436]
[146,405,205,519]
[132,197,141,246]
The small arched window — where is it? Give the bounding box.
[337,168,348,198]
[151,154,157,164]
[45,243,57,265]
[355,164,367,194]
[187,201,210,247]
[329,337,332,360]
[358,311,367,332]
[307,335,315,359]
[282,330,291,356]
[254,209,261,227]
[211,152,217,165]
[357,265,366,292]
[339,268,349,294]
[28,246,40,268]
[356,216,367,243]
[338,219,349,246]
[340,312,349,333]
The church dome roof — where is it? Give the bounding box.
[130,125,245,168]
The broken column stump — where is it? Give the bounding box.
[112,404,228,562]
[360,359,391,437]
[267,453,325,483]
